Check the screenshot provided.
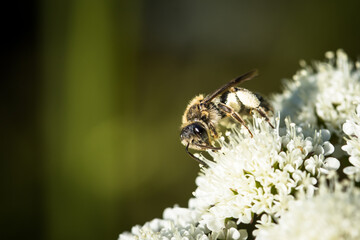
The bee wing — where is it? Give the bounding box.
[202,69,258,104]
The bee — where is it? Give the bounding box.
[180,70,274,167]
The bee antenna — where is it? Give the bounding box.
[186,143,209,168]
[193,143,221,151]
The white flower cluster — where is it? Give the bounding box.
[343,104,360,181]
[119,117,339,239]
[256,177,360,240]
[119,205,248,240]
[118,206,206,240]
[272,49,360,135]
[190,117,337,233]
[119,51,360,240]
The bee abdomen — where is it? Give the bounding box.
[234,87,260,108]
[254,92,273,114]
[219,90,242,112]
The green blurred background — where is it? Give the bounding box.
[2,1,360,239]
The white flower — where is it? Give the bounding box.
[118,218,207,240]
[256,177,360,240]
[272,49,360,136]
[118,206,206,240]
[118,205,247,240]
[342,104,360,181]
[190,116,338,234]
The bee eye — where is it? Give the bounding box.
[193,123,206,135]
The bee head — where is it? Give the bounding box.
[180,122,212,150]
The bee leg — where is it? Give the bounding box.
[208,122,219,139]
[255,107,275,129]
[208,123,221,152]
[217,103,253,137]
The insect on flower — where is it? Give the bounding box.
[180,70,274,166]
